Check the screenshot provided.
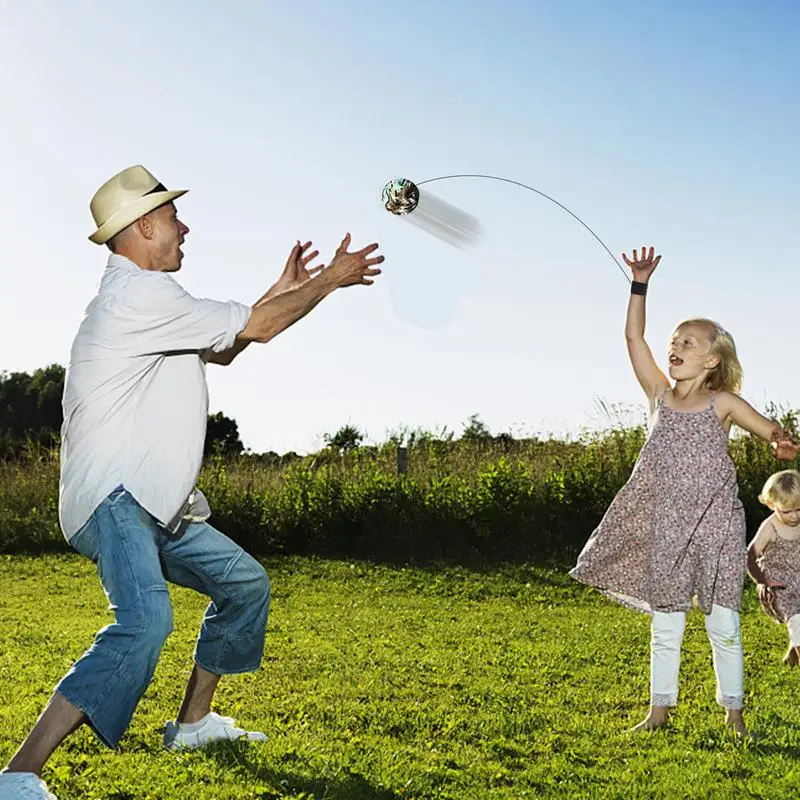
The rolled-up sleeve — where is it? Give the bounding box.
[115,272,252,356]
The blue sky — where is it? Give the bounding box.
[1,1,798,454]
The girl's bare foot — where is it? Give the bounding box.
[629,706,670,732]
[724,709,748,737]
[782,646,798,666]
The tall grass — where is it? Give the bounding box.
[1,411,795,565]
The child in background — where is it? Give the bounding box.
[747,470,800,666]
[570,246,799,736]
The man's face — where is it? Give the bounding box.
[148,202,189,272]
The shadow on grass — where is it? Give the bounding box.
[747,717,800,758]
[0,532,583,576]
[679,714,800,758]
[205,741,403,799]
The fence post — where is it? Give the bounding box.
[396,446,408,475]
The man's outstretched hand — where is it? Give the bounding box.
[267,240,325,298]
[325,233,384,287]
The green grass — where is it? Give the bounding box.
[3,556,800,799]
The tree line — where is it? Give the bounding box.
[0,365,245,459]
[1,365,542,465]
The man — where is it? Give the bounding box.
[0,165,384,800]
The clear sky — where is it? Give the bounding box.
[1,1,798,454]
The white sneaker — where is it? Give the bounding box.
[0,772,57,799]
[162,712,268,750]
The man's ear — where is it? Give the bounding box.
[137,213,155,241]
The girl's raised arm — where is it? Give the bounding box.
[623,247,669,410]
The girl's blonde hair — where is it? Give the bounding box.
[674,318,743,395]
[759,470,800,510]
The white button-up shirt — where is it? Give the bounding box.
[59,254,252,540]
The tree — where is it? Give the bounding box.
[0,364,247,460]
[0,364,66,456]
[324,424,364,453]
[461,414,492,443]
[204,411,245,457]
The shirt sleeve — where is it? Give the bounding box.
[114,272,252,356]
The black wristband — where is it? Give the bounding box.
[630,281,648,296]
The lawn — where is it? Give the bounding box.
[1,555,799,799]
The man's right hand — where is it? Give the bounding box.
[326,233,384,287]
[259,241,324,303]
[238,234,383,345]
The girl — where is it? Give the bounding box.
[747,470,800,666]
[570,246,799,736]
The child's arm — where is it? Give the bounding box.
[747,520,782,586]
[716,393,800,460]
[623,247,670,411]
[748,521,785,621]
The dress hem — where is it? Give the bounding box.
[569,571,741,615]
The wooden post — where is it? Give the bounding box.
[396,446,408,475]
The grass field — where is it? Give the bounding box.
[2,555,800,799]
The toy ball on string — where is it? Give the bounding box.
[380,175,483,250]
[382,178,420,215]
[379,172,631,281]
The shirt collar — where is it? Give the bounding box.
[107,253,142,272]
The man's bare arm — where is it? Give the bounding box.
[206,235,380,364]
[206,241,323,366]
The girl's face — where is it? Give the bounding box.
[667,324,719,380]
[774,504,800,527]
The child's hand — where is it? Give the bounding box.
[622,246,662,283]
[770,428,800,461]
[759,581,785,617]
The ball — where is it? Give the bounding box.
[382,178,420,215]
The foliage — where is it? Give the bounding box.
[460,413,492,442]
[205,411,245,457]
[1,412,795,566]
[0,365,246,459]
[324,425,365,453]
[0,364,65,457]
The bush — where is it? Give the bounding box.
[0,422,793,566]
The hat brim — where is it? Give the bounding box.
[88,189,188,245]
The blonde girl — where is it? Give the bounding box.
[571,246,798,736]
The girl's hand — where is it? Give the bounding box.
[770,427,800,461]
[622,246,662,283]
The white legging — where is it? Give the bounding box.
[787,614,800,647]
[650,604,743,710]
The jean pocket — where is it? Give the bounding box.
[70,518,100,562]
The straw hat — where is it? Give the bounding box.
[88,165,187,244]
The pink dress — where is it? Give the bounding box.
[756,518,800,623]
[570,392,746,614]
